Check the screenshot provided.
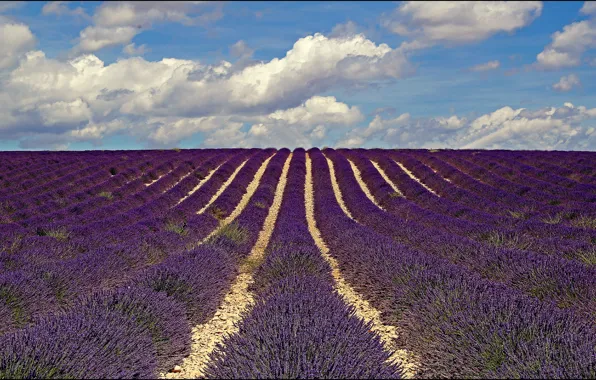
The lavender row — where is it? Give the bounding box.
[10,151,195,224]
[409,151,591,220]
[498,150,596,184]
[1,151,249,272]
[175,150,255,214]
[48,151,227,231]
[1,149,288,334]
[201,148,276,220]
[0,155,89,195]
[384,150,596,244]
[72,150,253,239]
[462,150,596,199]
[0,154,116,206]
[406,150,596,230]
[0,151,291,377]
[0,150,292,378]
[206,149,403,379]
[0,151,123,193]
[2,154,138,220]
[0,244,235,376]
[309,148,595,378]
[325,149,595,317]
[0,152,269,331]
[0,152,221,261]
[435,151,596,214]
[355,150,595,264]
[0,151,127,201]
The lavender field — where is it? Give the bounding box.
[0,148,595,379]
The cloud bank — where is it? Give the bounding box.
[0,27,409,149]
[338,103,596,150]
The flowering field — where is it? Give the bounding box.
[0,148,594,379]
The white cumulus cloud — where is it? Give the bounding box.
[118,33,414,118]
[468,60,500,72]
[338,103,596,150]
[0,17,36,71]
[382,1,542,46]
[123,42,149,56]
[581,1,596,16]
[71,1,224,54]
[42,1,88,18]
[1,26,401,150]
[552,73,581,92]
[534,3,596,70]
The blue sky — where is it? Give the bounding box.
[0,1,595,150]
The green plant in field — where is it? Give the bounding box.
[210,222,248,244]
[172,147,182,152]
[481,334,506,373]
[164,221,187,236]
[570,215,596,229]
[209,207,227,221]
[0,286,27,329]
[507,207,534,219]
[480,230,533,251]
[6,235,23,254]
[253,201,267,209]
[37,227,70,241]
[240,256,263,274]
[98,191,113,200]
[389,191,402,198]
[541,213,563,224]
[454,209,466,217]
[574,247,596,266]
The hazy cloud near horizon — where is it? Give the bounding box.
[0,1,595,150]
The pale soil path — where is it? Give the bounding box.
[344,157,387,211]
[371,160,404,196]
[324,155,355,220]
[164,153,291,379]
[145,171,172,187]
[199,155,274,245]
[305,154,418,378]
[197,159,249,214]
[176,164,223,206]
[394,160,440,196]
[430,167,452,182]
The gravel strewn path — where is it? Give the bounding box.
[176,164,223,206]
[166,153,291,379]
[308,154,419,378]
[394,160,440,196]
[346,157,388,211]
[198,160,249,214]
[371,160,404,196]
[323,155,355,220]
[198,155,273,245]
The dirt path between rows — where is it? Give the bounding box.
[370,160,404,196]
[346,157,387,211]
[198,159,249,214]
[176,164,223,206]
[394,160,440,196]
[164,153,291,379]
[307,154,418,378]
[323,155,355,220]
[198,155,273,245]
